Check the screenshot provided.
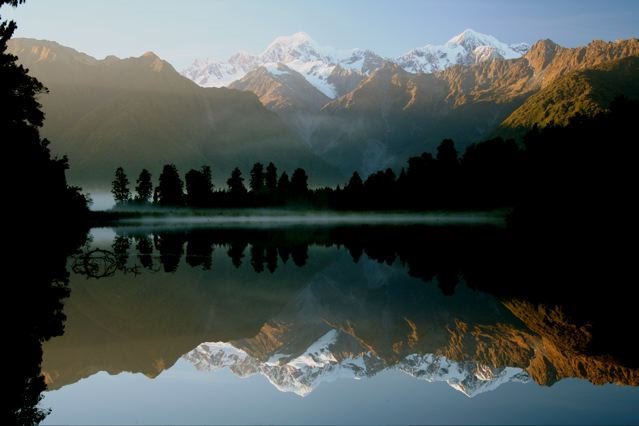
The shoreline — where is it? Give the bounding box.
[88,208,511,228]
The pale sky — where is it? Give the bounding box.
[3,0,639,69]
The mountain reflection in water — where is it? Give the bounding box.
[41,224,638,404]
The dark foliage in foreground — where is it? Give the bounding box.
[3,0,91,424]
[2,4,89,223]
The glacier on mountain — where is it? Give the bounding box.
[182,29,529,98]
[396,29,530,73]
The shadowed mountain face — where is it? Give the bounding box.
[7,38,339,188]
[41,225,639,397]
[304,38,639,174]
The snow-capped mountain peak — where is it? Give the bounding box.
[182,30,529,96]
[228,51,257,65]
[264,31,315,51]
[448,28,499,49]
[396,29,529,73]
[261,31,325,64]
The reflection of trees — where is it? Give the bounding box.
[154,232,185,273]
[71,249,118,278]
[69,226,639,367]
[250,244,265,273]
[70,227,493,288]
[227,242,247,268]
[186,238,213,270]
[112,235,130,270]
[135,236,154,269]
[48,223,639,398]
[291,245,309,267]
[278,246,290,264]
[10,227,88,425]
[265,247,278,273]
[64,223,639,375]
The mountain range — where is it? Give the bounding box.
[192,32,638,174]
[9,30,639,188]
[183,29,530,98]
[7,38,337,188]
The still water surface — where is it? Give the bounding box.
[39,222,639,425]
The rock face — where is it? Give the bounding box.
[396,29,529,73]
[307,38,639,174]
[229,64,331,112]
[208,35,638,176]
[183,31,386,99]
[7,38,338,187]
[182,29,527,100]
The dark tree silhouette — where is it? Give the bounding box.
[346,172,363,193]
[461,138,522,207]
[111,167,131,205]
[157,164,184,206]
[249,162,265,193]
[277,172,290,197]
[265,162,278,193]
[227,167,247,196]
[365,169,395,199]
[135,169,153,203]
[404,152,435,208]
[2,0,89,224]
[433,139,460,206]
[4,2,89,422]
[290,168,309,197]
[436,138,459,167]
[185,166,213,207]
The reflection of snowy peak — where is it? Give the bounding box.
[400,354,529,397]
[184,329,529,397]
[185,330,376,396]
[182,29,527,98]
[396,29,530,73]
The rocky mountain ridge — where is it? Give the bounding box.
[183,29,529,99]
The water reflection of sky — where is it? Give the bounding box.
[42,360,639,425]
[43,224,639,425]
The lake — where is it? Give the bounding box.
[25,219,639,425]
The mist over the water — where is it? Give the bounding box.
[114,211,506,228]
[88,191,115,211]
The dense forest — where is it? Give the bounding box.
[111,96,638,213]
[110,137,521,210]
